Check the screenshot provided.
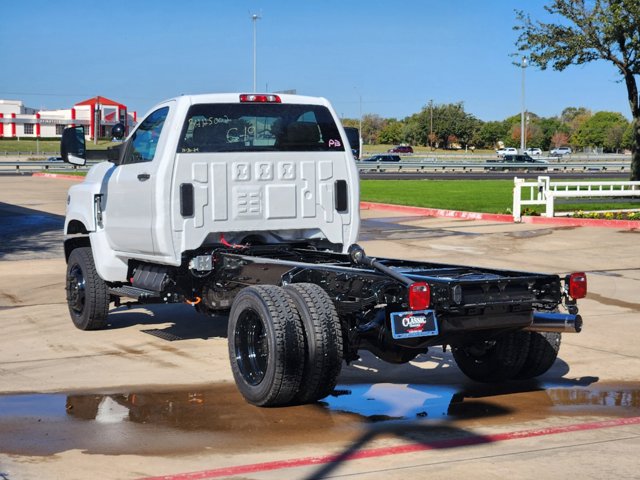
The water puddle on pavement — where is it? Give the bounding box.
[1,381,638,456]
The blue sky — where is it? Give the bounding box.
[0,0,631,121]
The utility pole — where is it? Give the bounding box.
[358,93,362,156]
[94,97,101,146]
[251,13,261,92]
[520,57,527,153]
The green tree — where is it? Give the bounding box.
[476,120,509,149]
[402,102,479,148]
[537,117,568,150]
[378,119,403,144]
[623,122,635,149]
[341,118,359,129]
[573,111,629,151]
[561,107,592,127]
[515,0,640,180]
[605,123,627,152]
[361,114,386,144]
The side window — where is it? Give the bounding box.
[123,107,169,164]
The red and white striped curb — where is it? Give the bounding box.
[32,172,85,181]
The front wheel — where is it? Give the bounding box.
[452,331,530,382]
[228,285,305,407]
[66,247,109,330]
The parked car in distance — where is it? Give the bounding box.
[496,147,517,157]
[46,156,64,162]
[524,147,542,156]
[503,154,548,164]
[388,145,413,154]
[362,154,401,162]
[486,154,548,171]
[550,146,572,156]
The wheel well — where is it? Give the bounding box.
[64,236,91,262]
[67,220,89,235]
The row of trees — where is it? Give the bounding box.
[342,103,633,153]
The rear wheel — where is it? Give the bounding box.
[452,331,530,382]
[66,247,109,330]
[515,332,561,379]
[228,285,305,407]
[284,283,343,403]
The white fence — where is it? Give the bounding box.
[513,176,640,221]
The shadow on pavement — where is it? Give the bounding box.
[303,421,496,480]
[0,201,64,260]
[106,303,229,340]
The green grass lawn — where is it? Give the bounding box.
[361,179,509,212]
[360,179,640,214]
[0,138,112,153]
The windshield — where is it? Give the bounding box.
[177,103,345,153]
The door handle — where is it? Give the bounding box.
[137,173,151,181]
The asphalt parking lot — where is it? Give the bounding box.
[0,175,639,480]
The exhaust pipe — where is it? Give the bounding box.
[525,312,583,333]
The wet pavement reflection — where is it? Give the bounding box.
[0,381,638,456]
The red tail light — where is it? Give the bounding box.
[239,94,281,103]
[568,272,587,299]
[409,282,430,310]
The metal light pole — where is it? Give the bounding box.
[520,56,527,153]
[252,13,261,92]
[354,87,363,158]
[358,93,362,155]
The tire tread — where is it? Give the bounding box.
[66,247,109,330]
[284,283,343,403]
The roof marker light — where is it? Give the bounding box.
[239,94,281,103]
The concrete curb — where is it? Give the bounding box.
[360,201,640,230]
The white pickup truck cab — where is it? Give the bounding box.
[64,93,359,282]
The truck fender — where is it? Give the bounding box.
[65,162,116,234]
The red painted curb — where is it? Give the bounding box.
[139,416,640,480]
[360,201,640,229]
[32,172,84,181]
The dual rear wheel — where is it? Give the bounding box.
[227,283,343,407]
[451,330,562,383]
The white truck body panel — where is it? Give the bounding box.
[170,150,357,253]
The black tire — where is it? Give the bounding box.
[515,332,561,379]
[66,247,109,330]
[284,283,343,403]
[228,285,305,407]
[452,331,530,382]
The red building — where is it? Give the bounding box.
[0,96,136,139]
[75,96,136,139]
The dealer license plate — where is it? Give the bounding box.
[390,310,439,339]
